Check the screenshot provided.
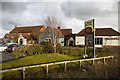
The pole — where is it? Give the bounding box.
[46,64,48,75]
[84,46,86,57]
[64,62,66,72]
[93,19,96,58]
[22,67,25,79]
[92,59,94,65]
[79,60,81,69]
[104,58,105,64]
[84,22,87,58]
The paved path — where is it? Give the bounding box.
[0,52,16,63]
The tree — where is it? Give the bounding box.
[32,30,42,43]
[44,15,62,53]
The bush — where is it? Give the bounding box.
[61,47,84,56]
[56,43,63,53]
[60,47,118,58]
[12,44,43,58]
[40,41,53,53]
[12,42,58,58]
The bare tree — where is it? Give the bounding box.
[44,15,63,53]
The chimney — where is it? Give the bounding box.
[15,25,17,28]
[58,26,61,29]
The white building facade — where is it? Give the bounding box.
[18,34,27,45]
[75,28,120,48]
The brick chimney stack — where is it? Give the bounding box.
[58,26,61,29]
[15,25,17,28]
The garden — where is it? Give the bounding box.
[1,42,119,78]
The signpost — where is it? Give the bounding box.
[84,19,96,58]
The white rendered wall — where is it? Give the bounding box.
[18,35,27,45]
[75,36,85,46]
[75,36,120,47]
[96,36,119,46]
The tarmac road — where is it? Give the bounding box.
[0,51,16,63]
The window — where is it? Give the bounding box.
[95,38,103,45]
[29,40,32,43]
[33,41,34,43]
[20,33,22,35]
[45,38,52,43]
[61,41,64,43]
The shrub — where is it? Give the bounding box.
[12,44,43,58]
[61,47,118,58]
[40,41,53,53]
[61,47,84,56]
[56,43,63,53]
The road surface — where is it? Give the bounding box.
[0,52,16,63]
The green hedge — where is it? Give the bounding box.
[40,41,54,53]
[12,42,53,58]
[60,47,118,57]
[60,47,84,56]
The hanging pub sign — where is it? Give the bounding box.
[85,19,94,47]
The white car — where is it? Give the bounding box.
[0,44,8,52]
[0,43,18,52]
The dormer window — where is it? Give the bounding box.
[28,33,30,36]
[45,38,52,43]
[20,33,22,35]
[11,36,14,38]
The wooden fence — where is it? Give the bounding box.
[1,56,114,79]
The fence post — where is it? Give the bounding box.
[104,58,105,64]
[46,64,48,75]
[64,62,66,72]
[22,67,25,79]
[79,60,81,69]
[92,59,94,65]
[112,56,114,59]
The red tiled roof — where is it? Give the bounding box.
[7,33,34,40]
[7,33,19,39]
[47,26,64,38]
[10,25,45,33]
[60,29,72,36]
[76,28,120,36]
[0,38,2,42]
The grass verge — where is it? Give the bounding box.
[1,53,80,77]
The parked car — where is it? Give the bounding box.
[0,44,8,52]
[6,44,19,52]
[0,43,18,52]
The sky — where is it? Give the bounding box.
[0,0,119,38]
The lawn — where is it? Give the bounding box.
[1,47,118,78]
[2,53,80,70]
[1,53,80,77]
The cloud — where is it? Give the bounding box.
[1,1,119,38]
[60,2,118,30]
[2,2,27,13]
[0,28,9,38]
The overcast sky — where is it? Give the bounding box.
[0,0,119,38]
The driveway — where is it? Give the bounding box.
[0,52,16,63]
